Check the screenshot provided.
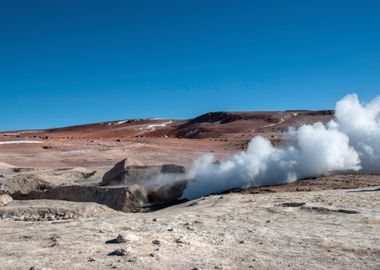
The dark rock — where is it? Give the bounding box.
[116,234,127,243]
[152,240,161,245]
[146,180,187,204]
[100,158,144,186]
[106,234,127,244]
[161,164,185,174]
[175,237,185,244]
[108,248,128,256]
[282,202,306,207]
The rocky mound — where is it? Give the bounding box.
[0,174,54,195]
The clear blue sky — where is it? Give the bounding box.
[0,0,379,131]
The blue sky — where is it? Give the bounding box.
[0,0,379,131]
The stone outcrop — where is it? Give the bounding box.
[13,184,148,212]
[100,158,144,186]
[12,180,189,212]
[100,158,186,186]
[4,160,189,213]
[147,180,187,204]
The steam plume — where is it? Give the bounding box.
[181,94,380,200]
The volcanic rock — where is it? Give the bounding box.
[146,180,187,204]
[106,234,128,244]
[116,234,127,243]
[108,248,128,256]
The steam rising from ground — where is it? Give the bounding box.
[335,95,380,172]
[181,94,380,200]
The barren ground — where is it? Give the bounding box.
[1,186,379,269]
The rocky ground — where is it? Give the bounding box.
[0,111,379,269]
[0,185,379,269]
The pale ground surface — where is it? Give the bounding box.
[0,187,379,270]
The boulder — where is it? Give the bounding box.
[147,180,187,204]
[101,158,144,186]
[101,158,186,187]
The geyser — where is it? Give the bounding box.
[181,93,380,200]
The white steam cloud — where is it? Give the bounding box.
[335,94,380,172]
[181,94,380,200]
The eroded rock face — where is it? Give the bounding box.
[147,180,187,204]
[12,181,189,213]
[100,159,186,187]
[13,184,148,212]
[100,158,144,186]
